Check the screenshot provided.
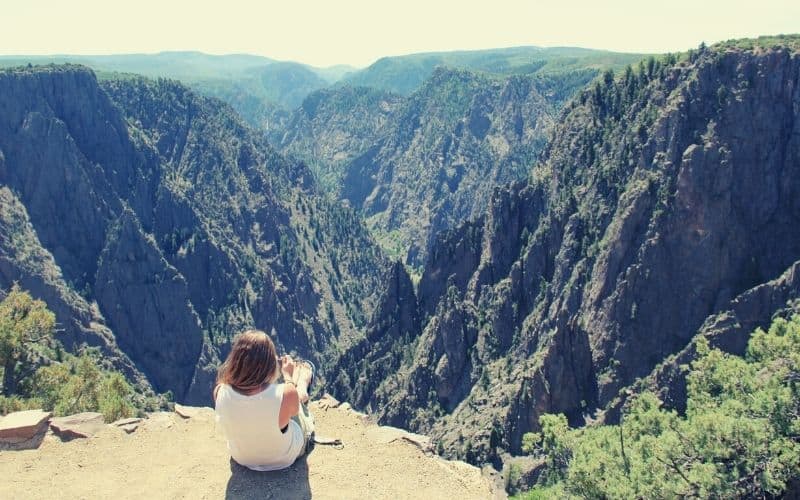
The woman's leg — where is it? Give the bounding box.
[291,361,315,454]
[292,361,313,404]
[291,401,315,455]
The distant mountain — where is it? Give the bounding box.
[341,46,649,95]
[0,52,350,111]
[0,64,387,404]
[189,81,292,136]
[269,85,404,190]
[0,51,275,80]
[314,64,359,83]
[332,39,800,466]
[282,67,594,268]
[270,52,646,265]
[273,66,596,266]
[191,62,332,131]
[240,61,330,108]
[0,48,646,134]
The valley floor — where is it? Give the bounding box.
[0,401,497,499]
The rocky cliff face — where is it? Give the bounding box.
[329,261,420,411]
[341,68,562,266]
[334,44,800,464]
[603,263,800,422]
[0,65,386,403]
[0,187,153,393]
[269,67,595,267]
[269,86,403,191]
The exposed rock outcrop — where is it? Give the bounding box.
[0,409,51,445]
[50,412,106,439]
[94,210,203,397]
[603,261,800,422]
[329,261,419,412]
[0,187,151,391]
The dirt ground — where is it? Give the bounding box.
[0,401,497,499]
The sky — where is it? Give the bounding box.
[3,0,799,68]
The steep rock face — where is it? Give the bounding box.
[0,66,152,291]
[604,260,800,422]
[329,262,419,412]
[335,45,800,463]
[0,187,152,392]
[102,76,387,383]
[0,65,386,403]
[94,210,203,397]
[571,47,800,402]
[268,66,594,267]
[341,68,560,265]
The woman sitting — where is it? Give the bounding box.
[213,329,315,471]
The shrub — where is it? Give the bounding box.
[519,314,800,498]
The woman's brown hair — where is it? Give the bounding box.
[215,329,279,399]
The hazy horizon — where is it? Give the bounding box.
[0,45,656,71]
[3,0,799,67]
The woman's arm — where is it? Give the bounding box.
[278,382,300,429]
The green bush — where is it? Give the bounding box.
[0,286,137,421]
[31,352,136,421]
[519,314,800,498]
[0,284,56,396]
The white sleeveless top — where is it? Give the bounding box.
[214,383,304,471]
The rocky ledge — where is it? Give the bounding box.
[0,397,503,499]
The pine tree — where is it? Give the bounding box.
[0,285,55,396]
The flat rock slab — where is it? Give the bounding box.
[366,425,433,452]
[111,417,143,434]
[0,409,52,443]
[111,417,142,427]
[50,412,106,439]
[0,400,497,499]
[174,404,213,419]
[118,423,140,434]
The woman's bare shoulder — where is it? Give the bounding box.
[213,383,228,403]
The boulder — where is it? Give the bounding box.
[0,409,52,443]
[50,412,106,439]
